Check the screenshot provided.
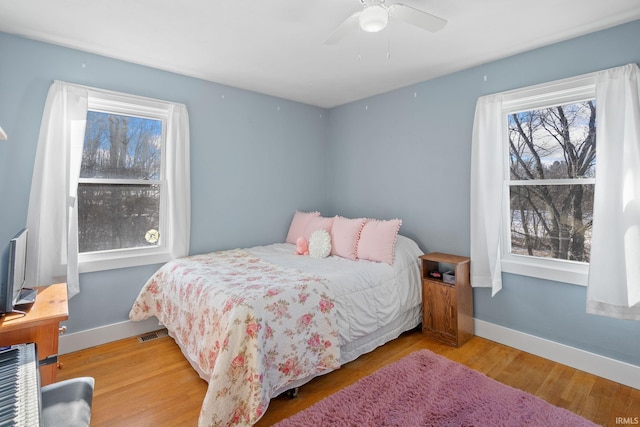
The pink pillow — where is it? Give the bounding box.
[286,211,320,244]
[330,216,366,260]
[356,219,402,264]
[304,216,335,240]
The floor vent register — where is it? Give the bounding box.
[137,329,169,343]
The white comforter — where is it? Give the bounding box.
[248,235,423,349]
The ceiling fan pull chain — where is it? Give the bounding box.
[386,18,391,60]
[357,25,363,61]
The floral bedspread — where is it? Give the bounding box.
[129,249,341,426]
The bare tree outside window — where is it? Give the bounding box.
[78,111,163,253]
[508,100,596,262]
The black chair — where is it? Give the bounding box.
[41,377,94,427]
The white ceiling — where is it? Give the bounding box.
[2,0,640,108]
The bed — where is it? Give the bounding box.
[129,234,423,426]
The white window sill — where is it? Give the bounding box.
[501,256,588,286]
[79,248,172,273]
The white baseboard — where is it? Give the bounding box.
[474,319,640,390]
[59,318,163,355]
[59,317,640,390]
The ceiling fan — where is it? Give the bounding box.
[325,0,447,45]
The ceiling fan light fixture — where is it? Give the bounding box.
[359,5,388,33]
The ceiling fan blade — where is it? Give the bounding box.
[389,4,447,32]
[324,12,360,45]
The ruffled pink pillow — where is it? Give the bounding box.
[303,216,335,240]
[330,216,367,260]
[286,211,320,244]
[356,218,402,264]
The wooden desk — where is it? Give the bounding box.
[0,283,69,385]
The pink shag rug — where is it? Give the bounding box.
[275,350,597,427]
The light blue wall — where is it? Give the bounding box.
[327,20,640,366]
[0,33,328,333]
[1,20,639,368]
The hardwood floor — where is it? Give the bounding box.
[57,328,639,426]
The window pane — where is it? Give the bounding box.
[508,101,596,180]
[78,184,160,253]
[510,184,594,262]
[81,111,162,179]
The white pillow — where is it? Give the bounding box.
[309,229,332,259]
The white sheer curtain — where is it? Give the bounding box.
[470,94,504,296]
[26,81,191,299]
[165,103,191,259]
[587,63,640,320]
[26,81,88,297]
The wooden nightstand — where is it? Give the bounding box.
[420,253,473,347]
[0,283,69,385]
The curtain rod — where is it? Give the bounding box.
[54,80,183,107]
[487,63,638,101]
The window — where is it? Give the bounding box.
[27,80,188,294]
[471,64,640,317]
[499,77,596,285]
[77,90,190,273]
[79,110,163,253]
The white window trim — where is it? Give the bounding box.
[79,247,174,273]
[498,74,597,287]
[77,89,186,273]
